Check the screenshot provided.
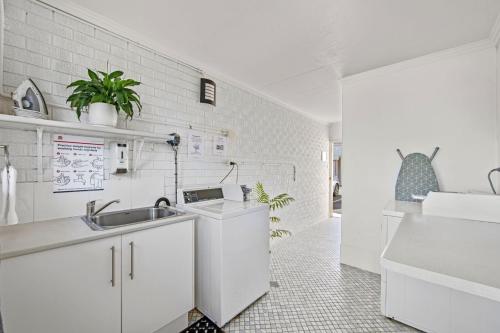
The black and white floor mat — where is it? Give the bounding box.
[181,316,223,333]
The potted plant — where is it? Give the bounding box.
[255,182,294,238]
[66,69,142,127]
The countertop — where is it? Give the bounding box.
[0,211,197,260]
[382,200,422,218]
[382,213,500,302]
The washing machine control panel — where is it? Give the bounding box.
[183,187,223,204]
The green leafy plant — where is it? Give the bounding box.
[67,69,142,120]
[255,182,295,238]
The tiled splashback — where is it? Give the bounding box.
[0,177,164,223]
[0,0,330,231]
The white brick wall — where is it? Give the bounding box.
[0,0,330,234]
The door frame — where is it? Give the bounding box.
[328,141,334,217]
[330,141,342,218]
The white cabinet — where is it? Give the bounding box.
[381,214,403,316]
[0,236,122,333]
[386,270,500,333]
[0,220,194,333]
[122,221,194,333]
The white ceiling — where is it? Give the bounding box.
[49,0,500,123]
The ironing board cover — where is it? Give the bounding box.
[395,153,439,202]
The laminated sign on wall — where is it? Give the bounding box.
[53,134,105,193]
[213,135,227,155]
[188,130,204,160]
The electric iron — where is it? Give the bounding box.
[11,79,48,119]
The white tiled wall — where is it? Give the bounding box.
[0,0,330,233]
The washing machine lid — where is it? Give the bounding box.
[181,200,268,220]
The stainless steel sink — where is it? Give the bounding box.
[82,207,183,231]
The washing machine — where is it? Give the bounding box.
[176,185,270,327]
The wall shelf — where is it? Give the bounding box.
[0,114,167,182]
[0,114,166,141]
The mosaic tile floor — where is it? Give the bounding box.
[190,219,418,332]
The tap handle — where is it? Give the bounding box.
[86,200,96,215]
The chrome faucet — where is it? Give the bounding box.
[154,197,171,208]
[488,167,500,194]
[86,199,121,219]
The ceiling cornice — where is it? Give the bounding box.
[341,39,494,86]
[36,0,329,125]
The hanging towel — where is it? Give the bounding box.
[0,167,8,224]
[0,166,18,225]
[7,166,18,225]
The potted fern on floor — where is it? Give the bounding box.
[66,69,142,127]
[255,182,294,238]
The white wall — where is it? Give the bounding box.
[497,42,500,190]
[328,122,342,143]
[341,44,498,273]
[0,0,330,232]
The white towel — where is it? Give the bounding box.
[0,166,18,225]
[7,166,18,225]
[0,167,7,224]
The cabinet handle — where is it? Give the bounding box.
[110,246,116,287]
[129,241,134,280]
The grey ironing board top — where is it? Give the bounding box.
[395,151,439,202]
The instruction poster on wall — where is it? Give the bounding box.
[53,134,104,193]
[188,130,204,159]
[213,135,227,155]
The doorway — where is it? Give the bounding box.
[329,142,342,217]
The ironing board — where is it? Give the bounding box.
[395,148,439,202]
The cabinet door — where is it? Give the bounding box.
[122,221,194,333]
[0,236,122,333]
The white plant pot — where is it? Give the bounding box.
[88,103,118,127]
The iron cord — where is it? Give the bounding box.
[236,163,239,183]
[173,146,178,202]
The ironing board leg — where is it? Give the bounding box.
[430,147,440,161]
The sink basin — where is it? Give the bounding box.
[82,207,182,231]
